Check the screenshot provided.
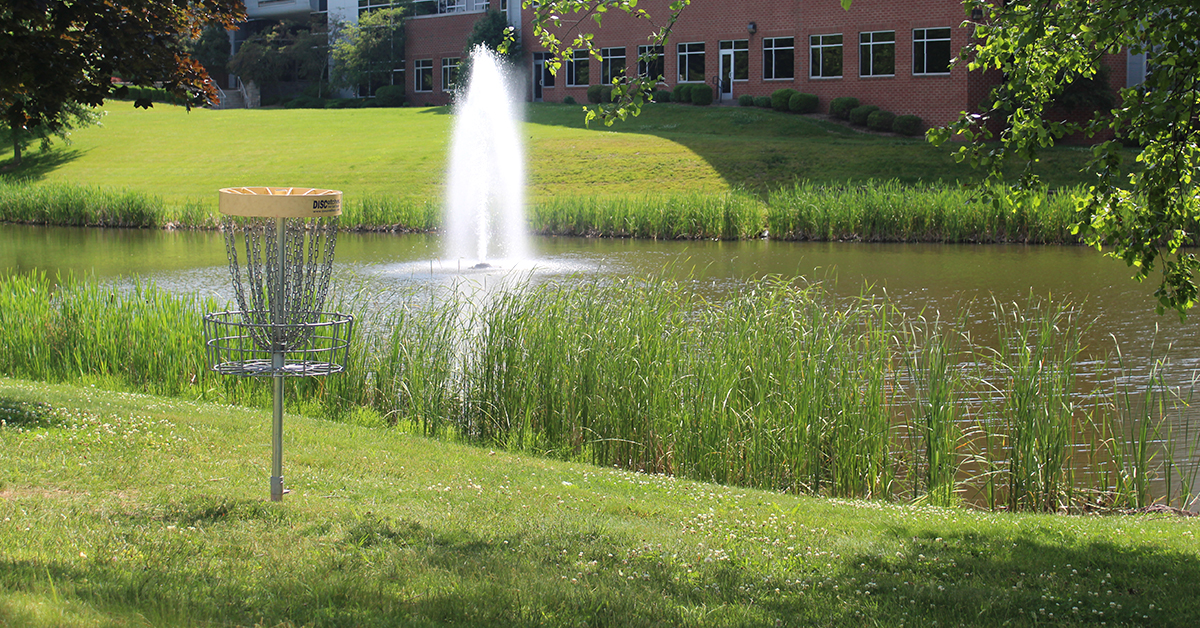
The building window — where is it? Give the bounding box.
[601,47,626,84]
[809,34,842,78]
[358,0,396,16]
[719,40,749,81]
[415,59,433,92]
[638,45,664,81]
[859,31,895,77]
[567,49,589,87]
[763,37,794,80]
[677,42,705,83]
[442,58,460,91]
[913,28,952,75]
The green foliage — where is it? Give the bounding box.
[0,102,103,166]
[737,94,755,107]
[228,20,327,91]
[848,104,879,126]
[689,83,713,106]
[651,89,673,103]
[522,0,692,127]
[562,95,576,105]
[330,8,405,93]
[829,96,859,119]
[788,92,819,114]
[464,10,522,61]
[866,109,896,131]
[770,88,798,112]
[586,84,614,104]
[892,114,924,136]
[374,85,404,107]
[671,83,694,103]
[187,25,233,78]
[753,95,772,108]
[0,0,244,167]
[928,0,1200,316]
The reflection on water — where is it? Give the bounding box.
[3,224,1199,498]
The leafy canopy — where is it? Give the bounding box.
[1,0,244,166]
[508,0,691,126]
[330,7,407,92]
[928,1,1200,317]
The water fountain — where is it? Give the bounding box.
[443,46,529,268]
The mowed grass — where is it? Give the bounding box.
[2,378,1198,627]
[2,101,1124,210]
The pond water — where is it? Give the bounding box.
[4,223,1199,499]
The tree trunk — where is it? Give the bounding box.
[11,133,21,167]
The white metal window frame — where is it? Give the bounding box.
[566,49,589,87]
[677,41,705,83]
[859,30,896,77]
[762,37,795,81]
[414,58,434,92]
[809,33,843,79]
[441,57,460,91]
[601,47,626,85]
[912,27,952,76]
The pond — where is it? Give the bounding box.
[4,223,1199,502]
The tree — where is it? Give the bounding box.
[1,0,245,167]
[229,20,329,96]
[457,9,524,89]
[927,1,1200,317]
[330,7,407,96]
[509,0,691,126]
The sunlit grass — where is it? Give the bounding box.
[1,378,1198,627]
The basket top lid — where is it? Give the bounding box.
[219,187,342,218]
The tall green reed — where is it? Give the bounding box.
[3,270,1196,512]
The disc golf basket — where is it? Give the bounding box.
[204,187,354,501]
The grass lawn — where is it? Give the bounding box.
[2,377,1197,627]
[1,102,1125,209]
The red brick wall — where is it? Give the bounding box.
[405,13,480,106]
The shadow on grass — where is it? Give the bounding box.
[0,397,54,428]
[826,523,1200,627]
[2,493,1197,627]
[0,148,88,182]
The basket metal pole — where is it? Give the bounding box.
[270,216,286,502]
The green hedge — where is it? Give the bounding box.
[652,90,673,103]
[788,92,819,114]
[770,89,798,112]
[893,114,924,136]
[753,95,772,108]
[867,110,897,131]
[849,104,879,126]
[690,84,714,106]
[672,84,695,103]
[829,97,860,119]
[375,85,405,107]
[737,94,755,107]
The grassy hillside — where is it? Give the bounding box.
[2,378,1198,627]
[1,102,1124,208]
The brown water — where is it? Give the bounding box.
[4,224,1198,502]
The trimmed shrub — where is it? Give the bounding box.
[737,94,755,107]
[563,96,576,105]
[753,95,771,108]
[285,96,319,109]
[770,88,799,112]
[788,92,819,114]
[361,98,382,108]
[652,89,673,103]
[690,84,714,106]
[672,83,694,103]
[867,109,897,131]
[586,85,604,104]
[829,97,860,119]
[375,85,405,107]
[893,114,924,136]
[848,104,879,126]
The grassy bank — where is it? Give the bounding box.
[2,378,1198,627]
[2,272,1197,513]
[2,101,1130,204]
[0,179,1087,243]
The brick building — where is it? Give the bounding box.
[242,0,1133,129]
